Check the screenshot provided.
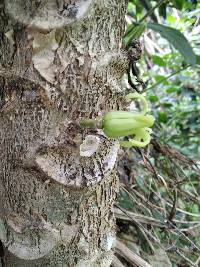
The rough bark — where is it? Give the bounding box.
[0,1,128,266]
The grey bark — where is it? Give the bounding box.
[0,1,128,266]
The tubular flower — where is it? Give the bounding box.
[102,93,155,148]
[80,93,155,148]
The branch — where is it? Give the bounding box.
[139,0,169,23]
[116,239,152,267]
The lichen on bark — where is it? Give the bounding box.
[0,0,129,266]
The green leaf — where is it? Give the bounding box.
[149,95,158,103]
[163,102,173,108]
[167,15,176,24]
[172,0,184,10]
[196,55,200,65]
[155,75,169,85]
[135,175,149,194]
[158,111,167,123]
[127,2,136,19]
[118,190,133,210]
[147,23,196,65]
[124,23,146,47]
[166,86,179,93]
[152,55,166,66]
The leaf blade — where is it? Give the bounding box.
[147,23,196,65]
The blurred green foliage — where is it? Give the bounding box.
[126,0,200,159]
[116,1,200,267]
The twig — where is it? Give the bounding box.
[121,186,153,216]
[116,239,152,267]
[130,188,165,213]
[115,204,160,250]
[168,221,200,253]
[114,207,166,228]
[180,222,200,232]
[139,0,169,23]
[145,65,191,91]
[138,148,168,190]
[176,248,198,267]
[168,188,177,222]
[195,255,200,266]
[144,183,200,218]
[111,256,125,267]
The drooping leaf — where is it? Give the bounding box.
[155,75,169,85]
[152,55,166,66]
[196,55,200,65]
[166,86,179,93]
[158,111,167,123]
[149,95,158,103]
[172,0,184,10]
[124,23,146,47]
[147,23,196,65]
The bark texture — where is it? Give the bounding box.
[0,1,128,266]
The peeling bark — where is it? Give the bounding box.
[0,0,128,266]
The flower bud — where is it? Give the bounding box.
[102,93,155,147]
[80,93,155,148]
[102,111,154,138]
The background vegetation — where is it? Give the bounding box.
[114,1,200,266]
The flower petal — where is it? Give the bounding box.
[125,93,148,115]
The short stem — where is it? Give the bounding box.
[139,0,169,23]
[145,65,191,91]
[79,118,103,129]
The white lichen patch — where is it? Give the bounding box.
[80,135,101,157]
[30,30,59,84]
[4,29,14,46]
[35,153,80,186]
[100,233,115,251]
[103,141,120,172]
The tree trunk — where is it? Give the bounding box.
[0,1,128,266]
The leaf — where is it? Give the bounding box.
[163,102,173,108]
[155,75,169,85]
[127,2,136,19]
[167,15,176,24]
[135,175,149,194]
[147,23,196,65]
[152,55,166,66]
[172,0,184,10]
[196,55,200,65]
[166,86,179,93]
[158,111,167,123]
[149,95,158,103]
[124,23,146,47]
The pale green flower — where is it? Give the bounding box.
[80,93,155,148]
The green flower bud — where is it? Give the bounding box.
[80,93,155,148]
[102,112,154,138]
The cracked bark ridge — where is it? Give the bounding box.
[0,0,129,266]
